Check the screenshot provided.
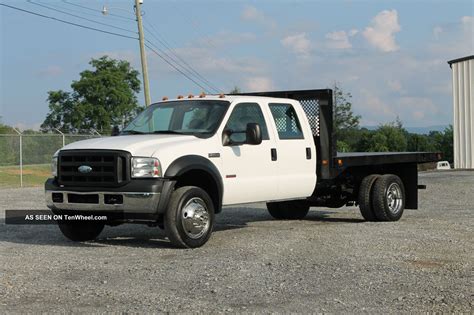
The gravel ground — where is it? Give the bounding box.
[0,171,472,313]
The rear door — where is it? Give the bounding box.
[267,102,316,199]
[220,102,279,205]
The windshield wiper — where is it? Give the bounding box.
[121,130,146,135]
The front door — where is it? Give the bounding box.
[220,102,278,205]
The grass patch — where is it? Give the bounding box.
[0,164,51,188]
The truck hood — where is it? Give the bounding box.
[60,134,200,157]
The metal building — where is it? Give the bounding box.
[448,55,474,169]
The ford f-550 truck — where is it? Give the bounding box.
[45,89,440,248]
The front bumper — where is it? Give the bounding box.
[45,178,171,214]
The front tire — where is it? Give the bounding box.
[57,220,105,242]
[267,201,309,220]
[372,174,405,221]
[164,186,215,248]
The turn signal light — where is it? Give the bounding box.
[322,160,329,166]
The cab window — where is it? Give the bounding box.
[269,103,304,140]
[224,103,269,143]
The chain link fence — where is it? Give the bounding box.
[0,133,102,188]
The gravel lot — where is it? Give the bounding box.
[0,171,472,313]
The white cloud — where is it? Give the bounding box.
[241,5,276,29]
[387,79,403,92]
[363,10,401,52]
[326,31,352,49]
[359,89,396,120]
[461,15,473,28]
[281,33,312,56]
[429,15,473,60]
[349,29,359,37]
[433,26,443,39]
[38,65,63,78]
[208,31,257,46]
[244,77,274,91]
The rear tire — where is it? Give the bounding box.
[358,174,380,221]
[267,201,309,220]
[164,186,215,248]
[57,220,104,242]
[372,174,405,221]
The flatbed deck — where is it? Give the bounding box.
[337,152,440,167]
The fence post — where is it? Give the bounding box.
[54,128,65,147]
[12,128,23,187]
[90,128,101,136]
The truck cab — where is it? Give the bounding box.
[46,89,440,248]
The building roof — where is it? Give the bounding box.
[448,55,474,67]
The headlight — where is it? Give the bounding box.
[131,157,162,178]
[51,155,58,177]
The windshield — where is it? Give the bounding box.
[122,100,230,137]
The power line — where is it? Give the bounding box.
[0,3,220,93]
[164,4,238,91]
[144,25,220,93]
[61,0,134,21]
[53,1,218,92]
[143,18,223,93]
[145,43,210,92]
[27,0,136,35]
[0,3,138,40]
[36,0,135,25]
[144,34,213,93]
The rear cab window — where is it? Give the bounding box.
[268,103,304,140]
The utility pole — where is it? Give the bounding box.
[135,0,151,106]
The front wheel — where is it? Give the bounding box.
[164,186,215,248]
[57,220,105,242]
[267,201,310,220]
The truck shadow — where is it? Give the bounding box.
[0,207,363,249]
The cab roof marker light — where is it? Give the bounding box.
[177,95,184,99]
[199,92,206,98]
[188,94,194,98]
[219,93,225,98]
[162,96,169,101]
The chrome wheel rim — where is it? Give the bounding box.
[181,197,210,239]
[386,183,403,214]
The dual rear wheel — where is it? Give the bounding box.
[358,174,405,221]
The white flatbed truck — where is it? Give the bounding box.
[45,89,440,247]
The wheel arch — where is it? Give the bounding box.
[163,155,223,213]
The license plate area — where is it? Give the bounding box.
[68,193,99,204]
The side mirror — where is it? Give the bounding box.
[111,126,120,136]
[222,123,262,146]
[245,123,262,145]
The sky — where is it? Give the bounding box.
[0,0,473,130]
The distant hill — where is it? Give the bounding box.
[362,125,449,134]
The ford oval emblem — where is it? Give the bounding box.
[78,165,93,174]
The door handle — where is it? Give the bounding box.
[306,147,311,159]
[271,148,277,161]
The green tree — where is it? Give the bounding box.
[229,86,241,94]
[356,119,407,152]
[332,84,361,152]
[0,117,15,134]
[41,56,142,133]
[333,83,361,133]
[427,125,453,162]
